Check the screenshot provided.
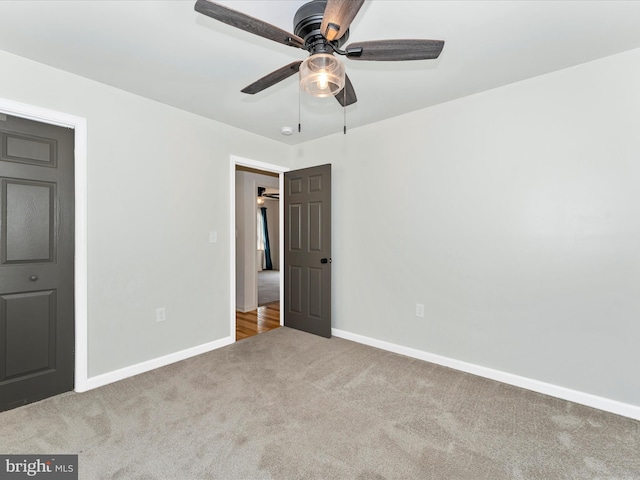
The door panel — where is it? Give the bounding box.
[0,114,74,412]
[2,290,56,380]
[308,267,323,317]
[288,266,303,314]
[1,130,57,167]
[289,204,302,251]
[309,202,322,251]
[3,179,55,263]
[284,164,331,338]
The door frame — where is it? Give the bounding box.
[0,98,89,392]
[230,155,288,340]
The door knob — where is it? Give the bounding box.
[29,275,38,281]
[320,258,332,264]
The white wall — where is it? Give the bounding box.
[0,50,289,377]
[290,47,640,407]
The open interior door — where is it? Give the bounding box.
[284,164,331,338]
[0,114,75,411]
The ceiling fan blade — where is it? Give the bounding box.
[346,39,445,61]
[321,0,365,41]
[241,61,303,95]
[334,74,357,107]
[195,0,304,48]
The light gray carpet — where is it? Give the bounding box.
[1,327,639,479]
[258,270,279,306]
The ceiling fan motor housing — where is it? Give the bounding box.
[294,0,349,54]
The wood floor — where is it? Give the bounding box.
[236,301,281,341]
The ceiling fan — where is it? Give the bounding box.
[194,0,445,107]
[258,187,279,200]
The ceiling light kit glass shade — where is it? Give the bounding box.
[299,53,345,97]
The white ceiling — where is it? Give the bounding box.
[1,1,640,145]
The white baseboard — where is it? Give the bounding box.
[236,305,257,313]
[332,328,640,421]
[75,336,234,392]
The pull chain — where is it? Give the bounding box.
[343,87,347,134]
[298,81,302,133]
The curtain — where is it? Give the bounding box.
[260,207,273,270]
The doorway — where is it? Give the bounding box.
[257,184,280,307]
[0,98,88,396]
[231,157,288,341]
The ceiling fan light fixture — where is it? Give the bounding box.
[299,53,345,98]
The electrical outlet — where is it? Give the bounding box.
[209,231,217,243]
[156,307,166,322]
[415,303,425,318]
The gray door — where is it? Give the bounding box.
[0,113,75,412]
[284,164,331,338]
